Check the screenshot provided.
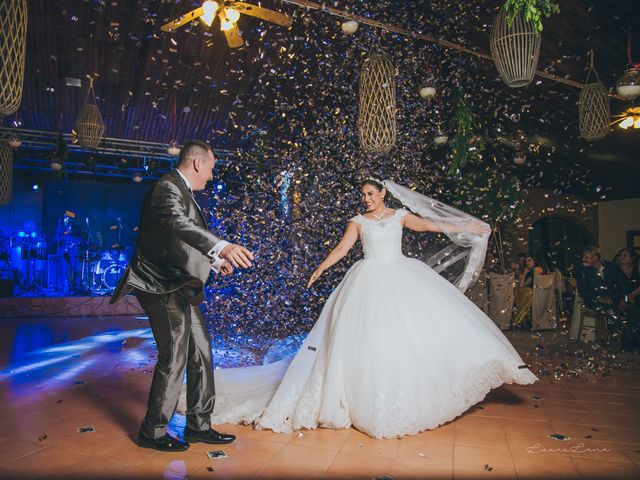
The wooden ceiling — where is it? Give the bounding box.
[9,0,640,197]
[20,0,302,148]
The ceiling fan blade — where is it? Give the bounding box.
[161,7,205,32]
[529,134,556,148]
[231,2,293,27]
[224,22,244,48]
[494,134,517,149]
[588,152,622,162]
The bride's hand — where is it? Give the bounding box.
[466,220,491,235]
[307,268,324,288]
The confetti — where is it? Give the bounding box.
[25,1,633,369]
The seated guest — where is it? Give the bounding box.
[615,248,640,350]
[616,248,640,307]
[578,246,640,350]
[509,259,522,278]
[520,254,547,288]
[514,254,548,327]
[577,246,627,310]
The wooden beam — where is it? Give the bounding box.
[280,0,622,98]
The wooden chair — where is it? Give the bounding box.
[532,273,557,330]
[570,292,608,342]
[488,273,515,330]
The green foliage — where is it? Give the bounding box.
[504,0,560,33]
[450,169,526,225]
[448,93,485,176]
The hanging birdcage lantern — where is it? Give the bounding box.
[75,78,105,149]
[0,0,28,116]
[490,6,541,88]
[358,53,396,154]
[579,52,610,141]
[0,141,13,206]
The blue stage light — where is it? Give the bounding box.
[32,184,39,191]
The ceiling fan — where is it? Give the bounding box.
[492,130,556,150]
[161,1,293,48]
[611,106,640,130]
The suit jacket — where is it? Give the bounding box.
[111,170,222,305]
[576,260,628,309]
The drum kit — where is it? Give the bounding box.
[90,249,128,291]
[0,214,131,296]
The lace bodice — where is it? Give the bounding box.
[350,209,408,261]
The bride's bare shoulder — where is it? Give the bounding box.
[348,214,364,225]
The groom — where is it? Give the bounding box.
[111,140,254,452]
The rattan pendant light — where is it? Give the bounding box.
[579,51,610,141]
[358,52,397,153]
[0,0,28,116]
[75,78,105,149]
[490,6,541,88]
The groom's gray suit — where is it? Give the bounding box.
[112,169,225,439]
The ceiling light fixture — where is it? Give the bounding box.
[220,19,234,31]
[225,7,240,23]
[616,67,640,100]
[200,1,219,27]
[613,106,640,129]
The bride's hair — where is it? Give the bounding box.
[361,177,395,204]
[360,177,385,191]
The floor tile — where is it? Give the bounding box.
[1,314,639,479]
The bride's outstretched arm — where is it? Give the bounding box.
[403,212,490,235]
[307,221,360,288]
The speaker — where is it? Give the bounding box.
[0,268,16,297]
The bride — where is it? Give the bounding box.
[191,178,537,439]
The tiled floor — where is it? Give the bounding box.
[0,315,639,479]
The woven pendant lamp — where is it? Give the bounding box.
[490,6,541,88]
[0,0,28,116]
[358,53,397,153]
[75,78,105,149]
[579,51,610,141]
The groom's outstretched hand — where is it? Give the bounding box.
[220,261,234,276]
[220,244,254,269]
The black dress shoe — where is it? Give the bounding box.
[184,427,236,444]
[137,432,190,452]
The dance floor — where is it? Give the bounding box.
[0,315,639,479]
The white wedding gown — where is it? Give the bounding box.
[188,209,537,439]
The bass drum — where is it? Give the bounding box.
[102,264,125,290]
[95,251,115,274]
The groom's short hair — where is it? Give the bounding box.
[178,140,214,167]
